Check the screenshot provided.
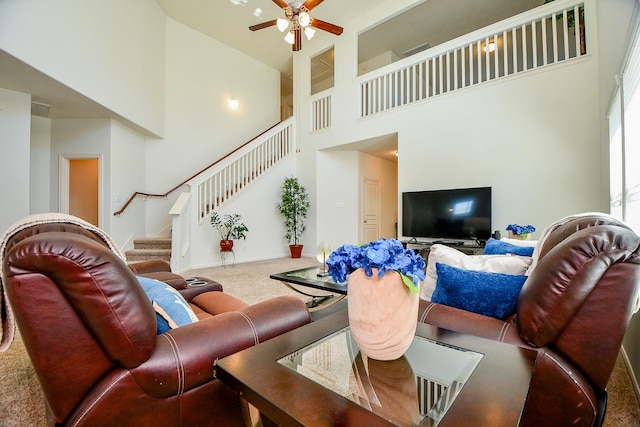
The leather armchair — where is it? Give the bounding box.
[418,214,640,427]
[2,220,311,426]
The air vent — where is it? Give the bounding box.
[31,102,50,117]
[402,42,431,57]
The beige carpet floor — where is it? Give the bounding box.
[1,256,639,426]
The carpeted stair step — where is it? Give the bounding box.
[125,238,171,263]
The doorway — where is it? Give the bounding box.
[59,155,101,227]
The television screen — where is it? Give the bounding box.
[402,187,492,242]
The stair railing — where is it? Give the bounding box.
[167,118,295,272]
[189,117,295,223]
[113,121,283,216]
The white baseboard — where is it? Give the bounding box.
[621,345,640,402]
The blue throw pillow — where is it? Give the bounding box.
[431,263,528,319]
[136,276,199,334]
[483,238,535,257]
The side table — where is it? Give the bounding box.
[220,248,235,267]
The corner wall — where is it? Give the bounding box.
[0,88,30,232]
[0,0,166,136]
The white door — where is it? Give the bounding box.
[361,179,380,243]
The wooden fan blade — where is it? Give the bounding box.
[272,0,289,9]
[310,18,343,35]
[249,19,278,31]
[303,0,325,12]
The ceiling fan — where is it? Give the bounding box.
[249,0,343,51]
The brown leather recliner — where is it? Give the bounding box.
[1,220,311,426]
[418,214,640,427]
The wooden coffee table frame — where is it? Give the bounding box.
[216,309,535,427]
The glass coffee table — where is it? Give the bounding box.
[216,309,536,426]
[270,266,348,311]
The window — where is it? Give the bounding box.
[311,47,334,96]
[609,17,640,232]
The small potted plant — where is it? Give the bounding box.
[209,212,249,251]
[326,238,425,360]
[276,176,310,258]
[506,223,536,240]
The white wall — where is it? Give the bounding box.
[317,151,360,249]
[0,88,31,232]
[110,120,147,246]
[187,155,296,270]
[141,18,283,238]
[295,0,626,245]
[50,119,112,230]
[315,150,397,251]
[30,116,51,215]
[0,0,166,137]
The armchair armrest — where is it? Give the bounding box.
[130,295,311,398]
[128,259,172,274]
[418,300,524,347]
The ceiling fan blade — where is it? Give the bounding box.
[303,0,325,12]
[310,18,343,36]
[249,19,278,31]
[272,0,289,9]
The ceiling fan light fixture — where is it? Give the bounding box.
[304,27,315,40]
[284,31,295,45]
[276,18,289,32]
[298,11,311,27]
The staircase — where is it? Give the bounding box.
[125,238,172,263]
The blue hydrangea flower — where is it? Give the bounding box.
[506,224,536,237]
[326,238,425,293]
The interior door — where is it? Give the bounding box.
[60,156,100,227]
[361,179,380,243]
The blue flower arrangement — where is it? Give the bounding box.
[506,224,536,239]
[326,238,426,294]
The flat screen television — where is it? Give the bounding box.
[402,187,492,243]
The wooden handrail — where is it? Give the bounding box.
[113,122,281,216]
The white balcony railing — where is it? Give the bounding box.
[357,0,586,118]
[311,93,332,132]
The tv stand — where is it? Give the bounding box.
[401,240,485,259]
[432,240,465,246]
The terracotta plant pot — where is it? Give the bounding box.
[219,239,234,251]
[289,244,303,258]
[347,268,419,361]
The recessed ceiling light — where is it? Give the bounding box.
[253,8,262,18]
[229,0,247,6]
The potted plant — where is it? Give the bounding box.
[276,176,310,258]
[327,238,425,360]
[209,212,249,251]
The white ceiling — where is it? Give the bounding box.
[0,0,546,158]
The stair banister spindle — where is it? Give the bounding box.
[431,58,438,96]
[476,40,482,83]
[483,37,488,82]
[563,9,570,61]
[521,24,528,71]
[574,5,581,57]
[494,33,499,78]
[541,17,548,66]
[512,27,518,73]
[552,10,559,63]
[532,20,538,69]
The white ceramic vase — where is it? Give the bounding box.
[347,268,419,361]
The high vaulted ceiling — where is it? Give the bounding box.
[157,0,545,76]
[0,0,545,144]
